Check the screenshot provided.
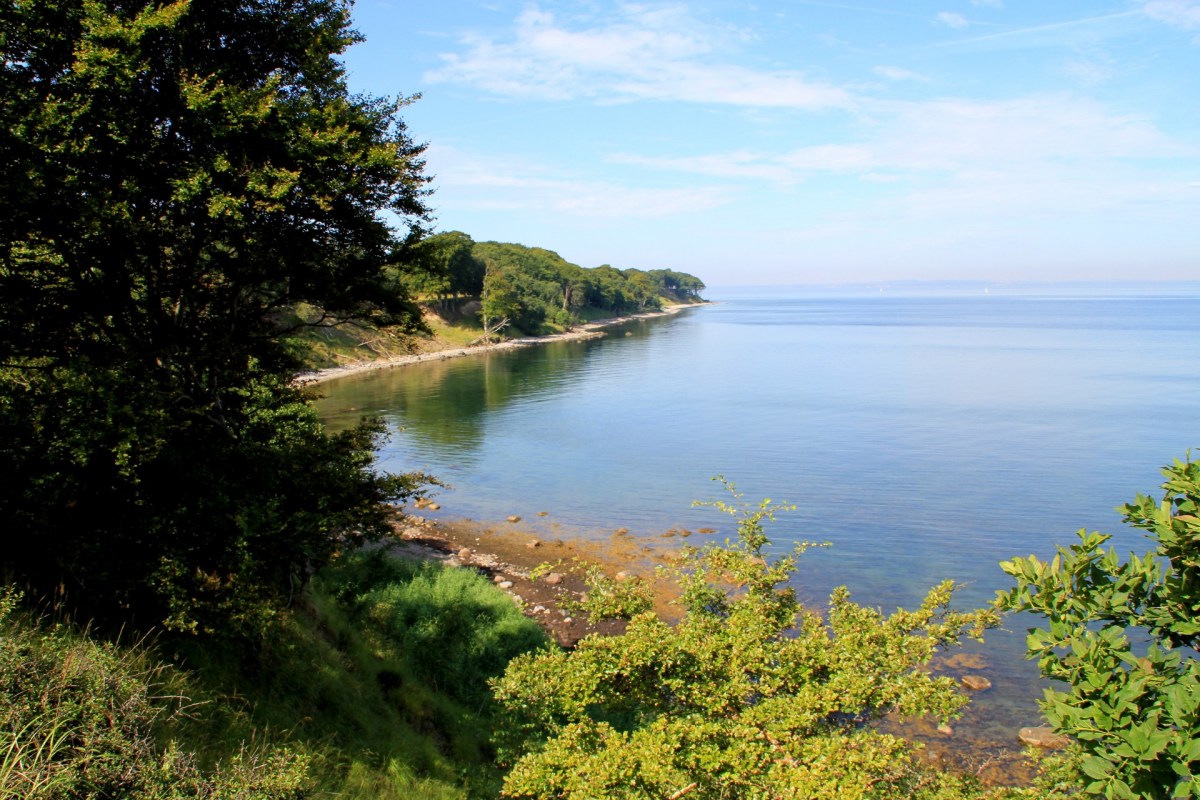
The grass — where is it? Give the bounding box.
[1,549,550,799]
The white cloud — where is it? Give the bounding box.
[602,94,1197,236]
[1140,0,1200,29]
[935,12,970,29]
[615,95,1191,181]
[426,145,731,219]
[873,65,927,81]
[425,5,853,109]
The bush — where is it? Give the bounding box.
[491,484,1000,799]
[997,456,1200,800]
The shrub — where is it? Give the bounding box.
[997,456,1200,799]
[490,484,1000,799]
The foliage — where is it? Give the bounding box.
[1,546,549,800]
[0,588,312,800]
[170,549,548,799]
[491,483,1000,799]
[0,0,432,633]
[321,550,548,709]
[996,457,1200,800]
[424,234,705,335]
[560,564,654,625]
[408,231,488,305]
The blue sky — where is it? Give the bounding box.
[342,1,1200,286]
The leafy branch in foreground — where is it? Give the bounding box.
[491,481,1000,800]
[996,456,1200,800]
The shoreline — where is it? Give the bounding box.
[297,302,705,386]
[384,510,1036,785]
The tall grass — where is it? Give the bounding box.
[1,549,549,799]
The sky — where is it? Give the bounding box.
[341,1,1200,286]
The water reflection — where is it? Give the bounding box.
[313,316,675,461]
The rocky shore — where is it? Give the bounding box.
[382,510,687,647]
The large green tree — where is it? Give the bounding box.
[0,0,431,633]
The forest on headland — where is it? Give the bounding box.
[1,2,1197,799]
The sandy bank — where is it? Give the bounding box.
[298,303,704,386]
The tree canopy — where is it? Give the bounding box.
[404,232,706,335]
[0,0,432,634]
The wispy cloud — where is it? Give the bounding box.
[426,145,731,219]
[935,12,970,29]
[425,5,854,109]
[1140,0,1200,29]
[873,65,928,81]
[1061,57,1115,84]
[617,96,1190,180]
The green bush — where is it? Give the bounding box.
[997,456,1200,799]
[491,485,1001,800]
[324,551,548,707]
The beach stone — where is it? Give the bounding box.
[961,675,993,691]
[507,515,521,523]
[543,572,564,585]
[615,571,630,582]
[533,605,547,614]
[497,580,514,590]
[426,502,440,511]
[614,527,629,536]
[937,724,954,736]
[492,574,506,583]
[563,617,574,625]
[526,539,540,549]
[456,547,471,561]
[537,511,549,517]
[1018,727,1070,750]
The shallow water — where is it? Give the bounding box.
[315,284,1200,751]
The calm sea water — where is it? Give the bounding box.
[315,284,1200,746]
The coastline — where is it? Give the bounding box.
[298,302,705,386]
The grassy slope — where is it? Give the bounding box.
[1,550,548,799]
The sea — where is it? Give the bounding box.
[314,282,1200,753]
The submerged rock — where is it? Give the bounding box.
[961,675,993,691]
[1018,727,1070,749]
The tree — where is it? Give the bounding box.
[0,0,431,634]
[492,484,1000,799]
[996,457,1200,800]
[480,262,520,340]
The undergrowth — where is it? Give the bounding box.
[1,549,548,799]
